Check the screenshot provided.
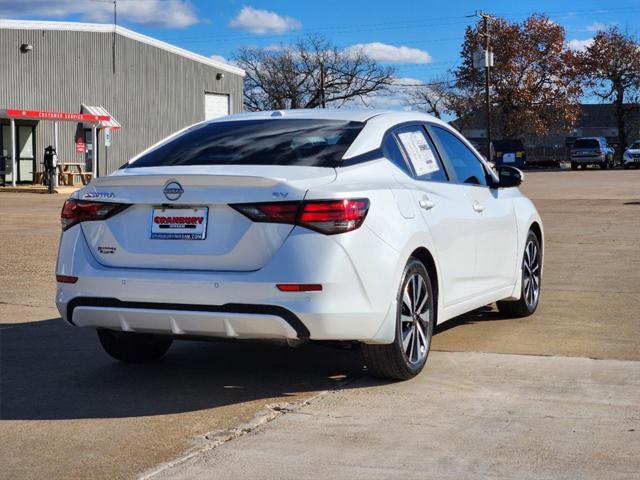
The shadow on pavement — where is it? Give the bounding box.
[0,318,368,421]
[1,307,510,421]
[434,306,507,335]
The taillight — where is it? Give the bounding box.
[61,199,130,231]
[231,198,370,235]
[299,199,369,234]
[595,149,602,155]
[230,202,300,224]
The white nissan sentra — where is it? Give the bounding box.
[56,109,543,380]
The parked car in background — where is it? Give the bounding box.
[493,139,526,169]
[56,109,543,380]
[623,140,640,169]
[570,137,615,170]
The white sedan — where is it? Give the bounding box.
[56,109,543,380]
[623,140,640,169]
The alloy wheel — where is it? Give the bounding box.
[522,240,541,309]
[400,273,431,365]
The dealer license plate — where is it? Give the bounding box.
[150,207,208,240]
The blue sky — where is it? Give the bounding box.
[3,0,640,89]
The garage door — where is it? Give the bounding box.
[205,93,230,120]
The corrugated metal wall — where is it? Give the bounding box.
[0,28,243,176]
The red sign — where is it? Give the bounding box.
[76,138,85,153]
[5,108,110,123]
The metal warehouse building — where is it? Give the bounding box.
[0,19,245,186]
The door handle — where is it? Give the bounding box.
[419,198,435,210]
[472,201,485,213]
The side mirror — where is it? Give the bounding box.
[497,165,523,188]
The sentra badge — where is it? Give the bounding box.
[83,192,115,199]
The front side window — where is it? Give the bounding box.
[394,125,447,182]
[430,126,488,186]
[126,119,364,168]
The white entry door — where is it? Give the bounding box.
[204,93,230,120]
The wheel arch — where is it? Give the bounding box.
[409,247,439,325]
[529,221,543,255]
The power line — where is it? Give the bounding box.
[158,19,472,44]
[155,5,640,45]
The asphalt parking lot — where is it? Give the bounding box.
[1,170,639,479]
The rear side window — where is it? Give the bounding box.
[430,126,488,186]
[383,134,412,176]
[394,125,448,183]
[126,119,364,168]
[573,139,600,149]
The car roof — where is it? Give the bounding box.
[214,109,389,123]
[208,108,447,127]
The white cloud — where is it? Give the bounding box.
[391,77,424,86]
[209,54,227,63]
[567,38,594,52]
[0,0,199,28]
[346,42,432,64]
[585,21,616,32]
[229,6,301,35]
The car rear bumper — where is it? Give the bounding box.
[571,156,605,163]
[56,223,401,343]
[68,298,306,340]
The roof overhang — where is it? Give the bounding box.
[81,105,121,129]
[0,19,245,77]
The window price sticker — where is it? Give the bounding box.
[397,131,439,176]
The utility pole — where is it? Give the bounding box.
[112,0,117,74]
[93,0,117,74]
[473,10,495,162]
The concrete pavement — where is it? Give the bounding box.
[153,351,640,480]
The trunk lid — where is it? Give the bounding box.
[79,165,336,271]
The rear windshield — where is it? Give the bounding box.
[125,119,364,168]
[573,139,600,149]
[631,142,640,149]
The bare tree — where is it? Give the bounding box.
[579,27,640,154]
[407,77,455,119]
[236,35,395,111]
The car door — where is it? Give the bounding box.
[389,125,479,307]
[427,124,518,295]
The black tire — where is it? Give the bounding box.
[362,258,434,380]
[497,231,542,318]
[601,161,608,170]
[571,162,577,170]
[97,329,173,363]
